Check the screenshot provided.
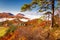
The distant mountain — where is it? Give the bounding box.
[16,13,25,16]
[16,13,29,19]
[0,12,30,22]
[0,12,26,18]
[0,12,14,18]
[16,13,24,18]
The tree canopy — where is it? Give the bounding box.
[21,0,52,12]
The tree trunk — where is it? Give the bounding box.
[51,0,54,27]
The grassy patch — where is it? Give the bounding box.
[0,27,9,37]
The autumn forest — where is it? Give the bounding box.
[0,0,60,40]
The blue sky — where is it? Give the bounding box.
[0,0,32,14]
[0,0,58,13]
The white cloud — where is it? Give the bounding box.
[20,18,28,22]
